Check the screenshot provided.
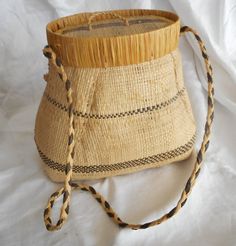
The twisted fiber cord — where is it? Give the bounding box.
[43,45,76,230]
[43,26,214,231]
[88,12,129,30]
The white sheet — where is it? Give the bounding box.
[0,1,236,245]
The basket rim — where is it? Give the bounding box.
[46,9,179,40]
[46,9,180,68]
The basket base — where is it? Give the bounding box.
[36,138,195,183]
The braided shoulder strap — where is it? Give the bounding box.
[42,26,214,231]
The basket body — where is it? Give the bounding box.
[35,10,196,182]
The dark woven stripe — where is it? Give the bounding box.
[36,134,196,174]
[44,88,186,119]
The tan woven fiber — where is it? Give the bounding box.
[35,47,196,181]
[34,10,214,231]
[46,9,180,67]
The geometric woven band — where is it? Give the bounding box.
[37,134,195,174]
[44,88,186,119]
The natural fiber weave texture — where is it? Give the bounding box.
[35,48,196,181]
[34,10,214,232]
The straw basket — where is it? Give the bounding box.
[34,9,214,231]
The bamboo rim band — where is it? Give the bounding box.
[42,26,214,231]
[46,9,180,67]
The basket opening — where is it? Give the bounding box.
[46,10,180,67]
[56,15,174,38]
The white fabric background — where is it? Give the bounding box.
[0,0,236,245]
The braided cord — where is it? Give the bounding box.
[43,26,214,231]
[43,45,75,231]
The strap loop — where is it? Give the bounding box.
[42,26,214,231]
[88,11,129,30]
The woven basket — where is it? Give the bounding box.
[34,9,214,231]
